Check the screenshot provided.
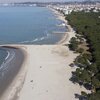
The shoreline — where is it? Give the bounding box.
[0,7,90,100]
[49,7,75,45]
[0,46,27,100]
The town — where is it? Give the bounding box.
[49,2,100,15]
[0,1,100,15]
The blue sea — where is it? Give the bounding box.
[0,6,67,44]
[0,6,67,65]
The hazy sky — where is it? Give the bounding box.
[0,0,83,3]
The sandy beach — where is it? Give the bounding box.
[17,45,90,100]
[0,16,89,100]
[17,9,89,100]
[0,8,90,100]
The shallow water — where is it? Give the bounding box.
[0,49,8,66]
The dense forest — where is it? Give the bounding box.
[66,11,100,100]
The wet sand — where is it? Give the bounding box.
[0,46,26,100]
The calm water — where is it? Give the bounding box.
[0,6,67,44]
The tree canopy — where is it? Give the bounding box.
[66,11,100,99]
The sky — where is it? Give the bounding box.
[0,0,84,3]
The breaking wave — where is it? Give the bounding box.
[19,33,51,44]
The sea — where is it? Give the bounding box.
[0,6,67,65]
[0,6,67,44]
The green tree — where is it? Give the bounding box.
[69,37,78,51]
